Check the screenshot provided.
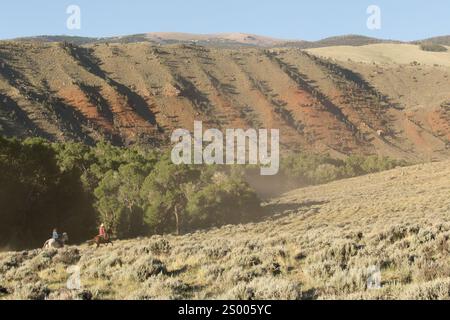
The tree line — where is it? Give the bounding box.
[245,153,409,197]
[0,136,409,250]
[0,137,260,250]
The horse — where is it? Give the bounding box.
[87,235,113,248]
[43,233,69,249]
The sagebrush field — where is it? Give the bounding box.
[1,160,449,300]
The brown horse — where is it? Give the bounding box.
[87,236,113,248]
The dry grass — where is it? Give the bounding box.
[1,160,450,300]
[308,44,450,67]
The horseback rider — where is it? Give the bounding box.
[52,228,63,247]
[87,224,113,248]
[99,223,108,240]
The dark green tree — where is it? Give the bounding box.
[141,156,200,235]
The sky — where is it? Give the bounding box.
[0,0,449,41]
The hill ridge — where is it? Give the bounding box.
[1,40,450,160]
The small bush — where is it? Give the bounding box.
[48,289,93,300]
[14,282,50,300]
[203,246,230,260]
[400,279,450,300]
[148,238,171,255]
[0,284,10,295]
[0,254,23,272]
[53,248,81,265]
[223,276,302,300]
[129,276,192,300]
[135,258,168,281]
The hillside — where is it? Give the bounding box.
[1,40,450,160]
[12,33,391,48]
[418,35,450,46]
[1,160,449,300]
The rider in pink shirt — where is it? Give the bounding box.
[99,223,108,239]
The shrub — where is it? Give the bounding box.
[14,282,50,300]
[135,258,168,281]
[223,276,302,300]
[129,276,192,300]
[52,248,81,265]
[327,268,369,294]
[0,281,10,296]
[148,238,171,255]
[400,279,450,300]
[48,289,93,300]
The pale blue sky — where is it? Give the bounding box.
[0,0,449,41]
